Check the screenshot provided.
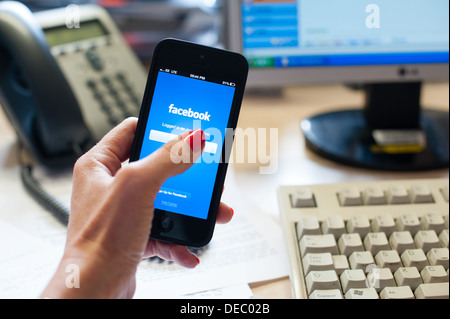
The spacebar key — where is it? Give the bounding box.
[415,283,449,299]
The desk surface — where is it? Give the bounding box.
[1,83,449,299]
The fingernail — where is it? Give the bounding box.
[195,256,200,265]
[231,208,234,217]
[184,129,206,152]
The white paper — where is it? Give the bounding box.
[134,207,289,299]
[0,220,62,299]
[0,166,69,246]
[183,284,253,299]
[1,161,289,299]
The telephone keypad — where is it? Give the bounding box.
[86,72,141,127]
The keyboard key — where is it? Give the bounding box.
[364,232,390,255]
[410,184,434,203]
[421,265,448,284]
[302,253,334,275]
[414,230,441,253]
[439,229,449,248]
[280,178,449,299]
[291,188,316,208]
[345,288,379,299]
[338,233,364,257]
[421,213,445,234]
[363,186,387,205]
[309,289,343,299]
[340,269,367,293]
[299,234,339,257]
[305,270,341,294]
[346,216,371,237]
[396,214,421,235]
[415,282,449,299]
[387,185,410,204]
[332,255,350,276]
[296,216,321,238]
[349,251,375,273]
[389,231,416,255]
[366,268,396,293]
[394,267,423,291]
[371,215,396,237]
[401,249,429,271]
[375,250,403,273]
[427,248,449,269]
[380,286,415,299]
[321,216,346,239]
[338,187,363,206]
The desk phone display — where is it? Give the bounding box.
[0,2,147,168]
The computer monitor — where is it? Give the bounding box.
[225,0,449,171]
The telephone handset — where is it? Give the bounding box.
[0,1,147,168]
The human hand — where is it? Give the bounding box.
[40,118,233,299]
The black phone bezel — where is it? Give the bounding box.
[130,39,248,247]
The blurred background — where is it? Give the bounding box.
[17,0,223,64]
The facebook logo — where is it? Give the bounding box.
[168,104,211,121]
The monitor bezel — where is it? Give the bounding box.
[225,0,449,88]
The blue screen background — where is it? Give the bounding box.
[139,71,236,219]
[242,0,449,67]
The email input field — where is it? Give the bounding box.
[149,130,218,154]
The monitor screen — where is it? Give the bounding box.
[226,0,449,171]
[227,0,449,87]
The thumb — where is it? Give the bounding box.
[130,129,206,187]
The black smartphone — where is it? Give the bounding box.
[130,39,248,247]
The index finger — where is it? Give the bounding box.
[78,117,138,177]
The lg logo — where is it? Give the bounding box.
[366,4,381,29]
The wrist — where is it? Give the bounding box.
[41,243,137,299]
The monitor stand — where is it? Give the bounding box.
[301,82,449,171]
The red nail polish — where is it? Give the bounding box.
[195,256,200,265]
[184,129,206,152]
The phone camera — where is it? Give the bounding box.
[200,55,205,60]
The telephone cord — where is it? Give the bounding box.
[16,141,70,226]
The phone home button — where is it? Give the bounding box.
[160,217,174,233]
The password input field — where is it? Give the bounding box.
[149,130,218,154]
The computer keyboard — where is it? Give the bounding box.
[278,178,449,299]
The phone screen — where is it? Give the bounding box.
[138,70,236,220]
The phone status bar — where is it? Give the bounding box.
[158,68,236,88]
